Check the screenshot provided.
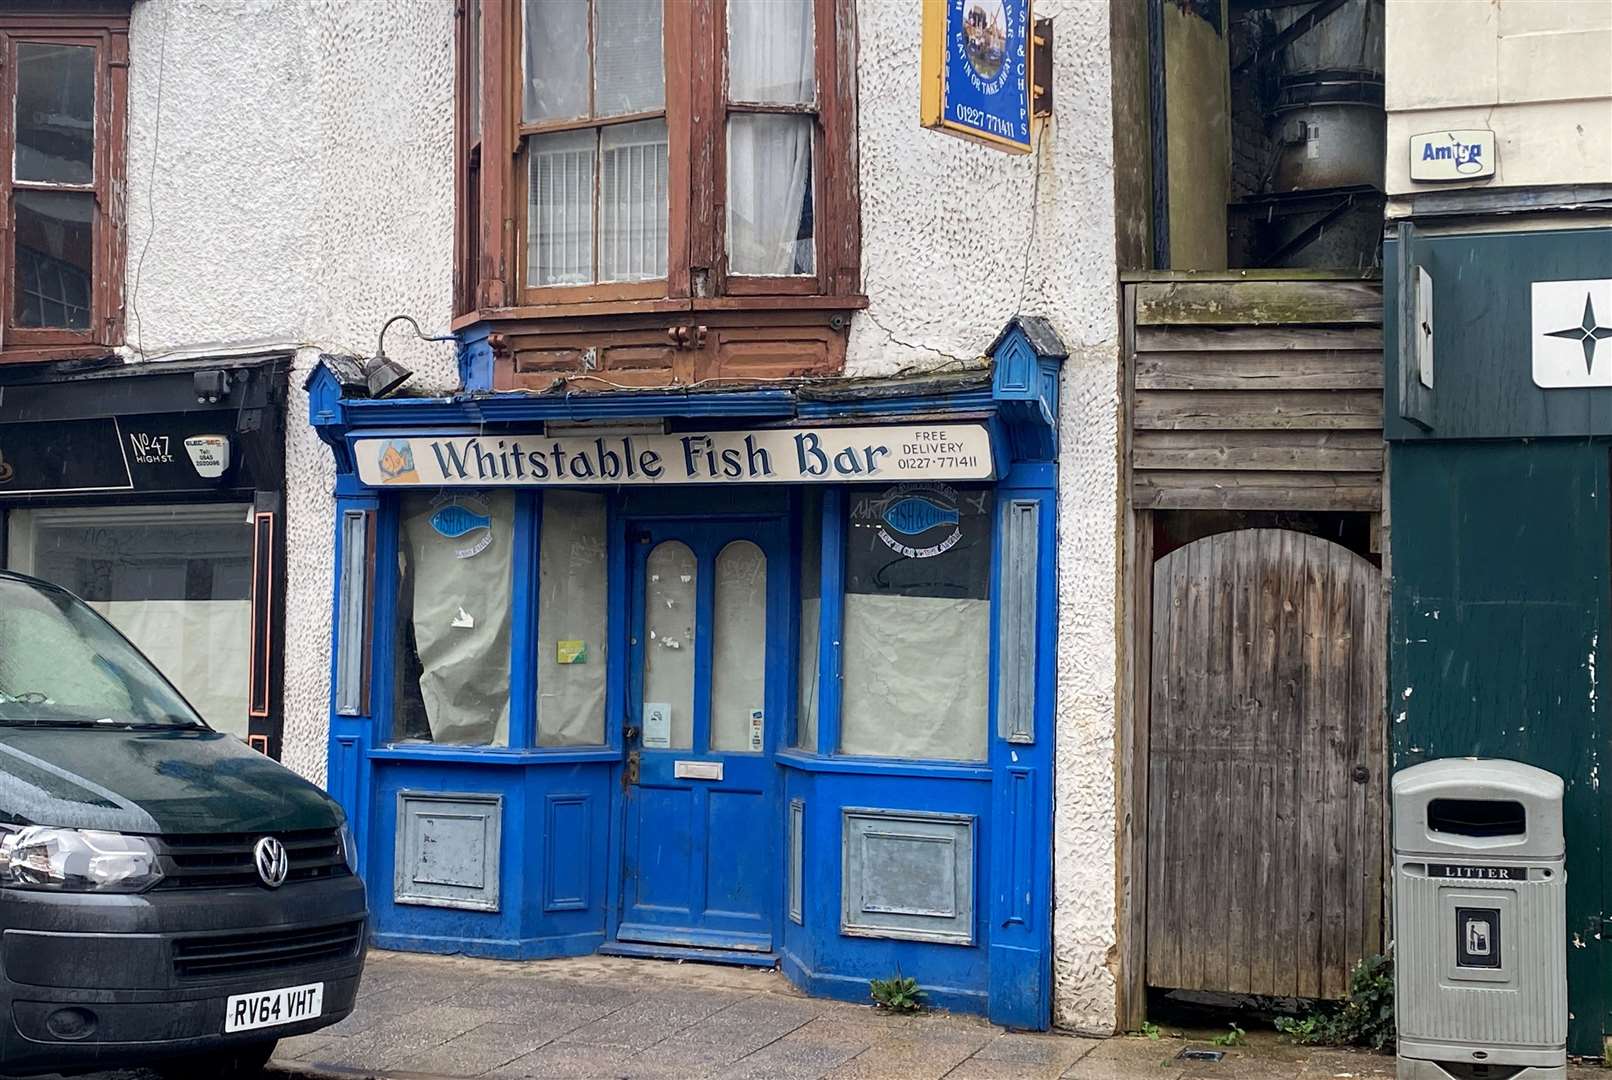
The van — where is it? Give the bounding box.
[0,571,366,1076]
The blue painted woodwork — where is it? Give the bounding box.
[617,515,788,953]
[309,317,1068,1030]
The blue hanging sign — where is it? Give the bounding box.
[920,0,1033,153]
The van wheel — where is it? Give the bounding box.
[158,1038,277,1077]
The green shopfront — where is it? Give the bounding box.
[1386,221,1612,1055]
[307,320,1065,1028]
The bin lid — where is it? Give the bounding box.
[1391,758,1564,858]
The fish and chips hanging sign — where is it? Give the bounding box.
[920,0,1035,153]
[353,424,994,488]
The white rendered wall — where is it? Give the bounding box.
[1384,0,1612,201]
[123,0,1121,1032]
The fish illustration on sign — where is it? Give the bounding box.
[377,438,419,483]
[880,496,961,536]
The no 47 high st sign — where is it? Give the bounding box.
[353,424,995,488]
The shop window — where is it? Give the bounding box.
[838,485,993,762]
[711,540,766,752]
[536,490,608,746]
[0,14,129,361]
[393,492,516,747]
[6,505,255,738]
[642,540,696,750]
[796,489,821,751]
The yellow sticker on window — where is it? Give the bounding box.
[557,640,587,665]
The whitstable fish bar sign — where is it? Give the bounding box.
[354,424,994,488]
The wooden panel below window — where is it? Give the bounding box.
[493,308,848,391]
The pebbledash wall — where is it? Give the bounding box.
[117,0,1121,1033]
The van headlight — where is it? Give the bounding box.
[337,822,358,875]
[0,826,164,893]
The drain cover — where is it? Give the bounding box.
[1176,1049,1226,1062]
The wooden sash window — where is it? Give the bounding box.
[0,11,127,363]
[456,0,859,319]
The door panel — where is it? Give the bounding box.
[619,517,784,952]
[1145,528,1384,1001]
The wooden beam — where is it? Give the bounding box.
[1135,281,1383,327]
[1135,350,1383,391]
[1133,390,1384,431]
[1137,325,1384,353]
[1133,430,1384,472]
[1133,471,1382,511]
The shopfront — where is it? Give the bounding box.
[0,355,289,755]
[310,321,1064,1028]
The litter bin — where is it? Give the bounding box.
[1393,759,1566,1080]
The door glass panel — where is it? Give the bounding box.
[796,491,821,751]
[642,540,695,750]
[537,491,608,746]
[15,42,96,185]
[6,505,254,738]
[711,541,766,752]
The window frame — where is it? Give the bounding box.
[0,11,127,361]
[455,0,858,319]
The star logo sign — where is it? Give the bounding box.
[1545,293,1612,374]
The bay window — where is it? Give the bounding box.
[0,11,127,361]
[455,0,861,389]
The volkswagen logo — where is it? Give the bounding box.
[254,836,289,888]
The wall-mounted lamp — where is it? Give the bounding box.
[364,314,457,398]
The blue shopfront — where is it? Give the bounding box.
[307,319,1065,1029]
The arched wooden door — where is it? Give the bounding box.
[1145,528,1384,1000]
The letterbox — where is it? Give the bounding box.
[1392,759,1566,1080]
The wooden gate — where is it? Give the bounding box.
[1145,528,1383,1000]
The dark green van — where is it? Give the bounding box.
[0,570,367,1076]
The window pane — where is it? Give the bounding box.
[600,119,668,282]
[12,189,94,331]
[728,0,814,104]
[839,485,993,761]
[537,491,608,746]
[595,0,664,116]
[642,540,695,751]
[523,0,589,122]
[796,490,821,751]
[6,506,254,738]
[394,492,515,747]
[711,541,766,752]
[15,42,95,185]
[727,114,814,276]
[528,129,596,286]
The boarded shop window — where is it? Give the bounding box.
[839,485,992,762]
[6,505,255,738]
[393,492,516,747]
[536,490,608,746]
[0,15,130,361]
[796,489,822,751]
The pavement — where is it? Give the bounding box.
[32,949,1607,1078]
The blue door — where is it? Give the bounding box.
[617,516,786,953]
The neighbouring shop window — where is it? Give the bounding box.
[642,540,696,750]
[711,540,767,752]
[0,15,130,358]
[796,489,821,751]
[394,491,516,747]
[6,505,255,738]
[536,490,608,746]
[839,485,993,762]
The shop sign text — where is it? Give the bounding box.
[356,425,994,488]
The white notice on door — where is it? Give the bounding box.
[749,709,764,752]
[643,703,671,749]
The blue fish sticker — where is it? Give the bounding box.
[880,496,960,536]
[430,505,491,540]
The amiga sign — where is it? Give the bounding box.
[354,424,995,488]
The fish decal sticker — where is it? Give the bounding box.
[879,496,961,537]
[430,505,491,540]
